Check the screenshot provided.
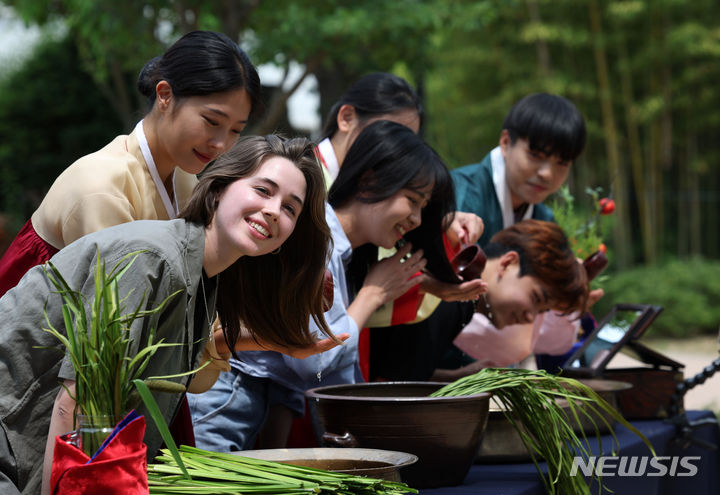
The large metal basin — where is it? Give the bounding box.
[476,378,632,462]
[306,382,490,488]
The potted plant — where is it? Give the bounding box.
[42,250,187,494]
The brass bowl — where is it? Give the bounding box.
[476,378,632,463]
[568,378,632,434]
[235,447,418,482]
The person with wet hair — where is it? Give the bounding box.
[371,220,589,382]
[447,93,602,377]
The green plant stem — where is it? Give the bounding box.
[430,368,655,495]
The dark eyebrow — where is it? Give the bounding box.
[258,177,304,207]
[209,107,248,125]
[408,188,432,201]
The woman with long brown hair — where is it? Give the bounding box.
[0,135,343,495]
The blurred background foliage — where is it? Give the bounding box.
[593,257,720,337]
[1,0,719,335]
[0,35,124,228]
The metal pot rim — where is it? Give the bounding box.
[235,447,419,469]
[305,381,492,403]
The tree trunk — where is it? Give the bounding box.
[681,128,701,257]
[688,155,701,257]
[616,34,648,262]
[526,0,552,77]
[91,56,135,132]
[251,57,322,136]
[646,102,659,263]
[588,0,631,267]
[108,58,135,132]
[217,0,260,37]
[311,62,363,137]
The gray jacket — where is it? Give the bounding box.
[0,219,212,494]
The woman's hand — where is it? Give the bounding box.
[270,334,351,359]
[219,324,350,359]
[361,242,428,307]
[42,381,77,495]
[445,211,484,247]
[587,287,605,309]
[420,276,487,302]
[346,242,427,329]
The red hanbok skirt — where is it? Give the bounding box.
[0,219,59,298]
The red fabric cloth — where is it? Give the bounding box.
[442,231,461,260]
[51,412,148,495]
[168,396,196,448]
[286,401,320,449]
[0,219,58,298]
[313,145,328,170]
[389,283,422,326]
[358,327,371,381]
[359,234,458,379]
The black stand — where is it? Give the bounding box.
[666,356,720,451]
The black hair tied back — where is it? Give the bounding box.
[137,55,162,100]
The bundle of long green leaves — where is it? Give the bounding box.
[146,446,417,494]
[42,250,182,426]
[429,368,655,495]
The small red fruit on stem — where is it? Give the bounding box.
[599,198,615,215]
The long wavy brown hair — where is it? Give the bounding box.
[180,135,334,354]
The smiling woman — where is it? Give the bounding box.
[0,134,339,495]
[204,156,307,267]
[189,120,460,452]
[146,84,252,175]
[0,30,262,299]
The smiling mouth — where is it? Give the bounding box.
[194,150,212,163]
[248,220,271,238]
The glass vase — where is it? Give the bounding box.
[76,414,117,457]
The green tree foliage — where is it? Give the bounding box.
[4,0,198,128]
[3,0,720,268]
[4,0,444,133]
[0,35,122,230]
[423,0,720,267]
[244,0,443,133]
